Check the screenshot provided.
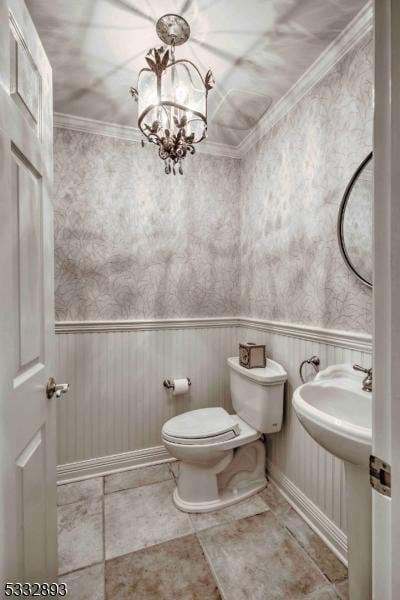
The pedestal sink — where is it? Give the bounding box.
[292,364,372,600]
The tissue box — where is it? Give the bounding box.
[239,342,266,369]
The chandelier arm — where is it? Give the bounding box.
[166,59,210,91]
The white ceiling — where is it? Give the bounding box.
[26,0,368,145]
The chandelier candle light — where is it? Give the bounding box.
[130,14,214,175]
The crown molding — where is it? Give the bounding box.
[237,1,373,156]
[54,112,142,142]
[53,112,241,159]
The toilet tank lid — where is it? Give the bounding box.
[227,357,287,384]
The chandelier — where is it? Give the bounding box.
[130,14,214,175]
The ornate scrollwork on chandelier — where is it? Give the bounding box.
[129,14,214,175]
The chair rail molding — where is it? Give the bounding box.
[55,317,372,353]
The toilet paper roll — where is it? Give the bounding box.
[172,378,190,396]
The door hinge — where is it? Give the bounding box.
[369,455,391,497]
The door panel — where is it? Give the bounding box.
[9,11,41,133]
[12,147,43,374]
[15,428,47,581]
[0,0,55,585]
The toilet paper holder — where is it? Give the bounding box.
[163,377,192,390]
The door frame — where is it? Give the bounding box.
[373,0,400,597]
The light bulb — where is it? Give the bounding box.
[175,85,188,104]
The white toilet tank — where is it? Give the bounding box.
[227,357,287,433]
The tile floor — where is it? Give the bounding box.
[57,462,349,600]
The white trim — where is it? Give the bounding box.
[54,112,142,143]
[239,317,372,353]
[55,316,372,353]
[53,3,372,160]
[238,1,373,155]
[54,317,239,334]
[56,445,173,483]
[53,112,241,159]
[267,459,348,566]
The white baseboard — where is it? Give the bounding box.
[57,445,173,484]
[267,460,348,566]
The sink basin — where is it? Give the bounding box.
[292,363,373,600]
[293,364,372,465]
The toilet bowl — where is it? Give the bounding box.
[162,357,287,512]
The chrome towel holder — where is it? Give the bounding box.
[163,377,192,390]
[299,356,320,383]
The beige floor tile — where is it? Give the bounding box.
[61,563,104,600]
[104,463,172,494]
[105,535,221,599]
[58,497,103,575]
[104,480,193,559]
[57,477,103,506]
[335,579,349,600]
[262,482,347,584]
[304,586,340,599]
[198,511,328,600]
[282,508,347,583]
[260,481,291,517]
[189,493,269,532]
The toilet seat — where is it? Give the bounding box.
[162,407,240,445]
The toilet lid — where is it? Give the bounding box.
[162,407,240,443]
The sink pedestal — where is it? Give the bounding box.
[344,462,372,600]
[292,364,373,600]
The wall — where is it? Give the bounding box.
[240,34,373,333]
[54,129,241,320]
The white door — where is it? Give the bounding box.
[0,0,61,585]
[373,0,400,598]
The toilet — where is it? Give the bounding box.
[162,356,287,513]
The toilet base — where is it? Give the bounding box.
[172,440,267,513]
[173,477,267,513]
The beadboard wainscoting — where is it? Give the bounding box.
[55,317,371,562]
[56,321,238,472]
[239,321,371,563]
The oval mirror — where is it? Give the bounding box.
[337,152,373,288]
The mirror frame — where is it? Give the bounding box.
[337,152,373,289]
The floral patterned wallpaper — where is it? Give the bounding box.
[240,33,373,333]
[54,33,373,332]
[54,131,241,320]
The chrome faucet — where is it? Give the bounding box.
[353,364,373,392]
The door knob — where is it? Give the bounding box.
[46,377,69,399]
